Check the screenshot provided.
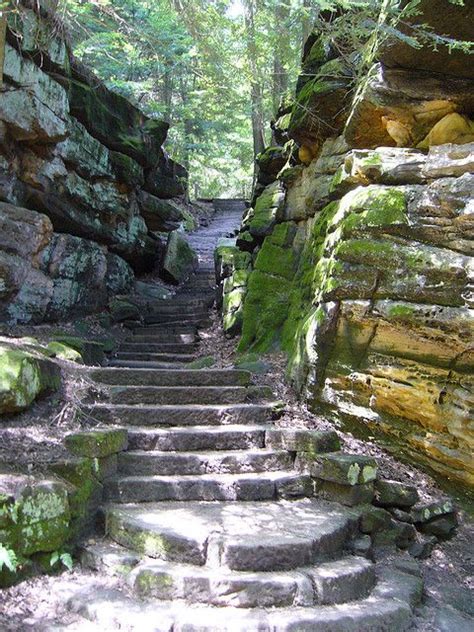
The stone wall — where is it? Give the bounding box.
[0,1,192,325]
[218,1,474,492]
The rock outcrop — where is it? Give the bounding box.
[0,1,194,325]
[219,2,474,492]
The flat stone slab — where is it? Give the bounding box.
[127,425,266,452]
[65,428,128,458]
[82,403,277,427]
[105,499,359,571]
[90,368,251,387]
[118,449,292,476]
[311,453,378,486]
[105,471,312,503]
[103,385,271,406]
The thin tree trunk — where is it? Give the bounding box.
[0,7,7,87]
[273,0,290,115]
[301,0,312,55]
[244,0,265,160]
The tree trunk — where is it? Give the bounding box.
[244,0,266,160]
[0,7,7,87]
[301,0,313,55]
[273,0,290,115]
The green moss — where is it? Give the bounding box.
[342,187,408,234]
[249,182,285,238]
[47,342,83,364]
[188,356,216,369]
[65,429,128,458]
[388,304,416,319]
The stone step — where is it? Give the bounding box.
[101,385,272,406]
[119,342,198,354]
[127,425,267,452]
[118,449,293,476]
[81,403,278,427]
[107,360,196,369]
[142,303,211,313]
[104,471,313,503]
[113,352,196,363]
[129,555,375,608]
[127,333,197,344]
[144,310,211,322]
[144,316,212,327]
[90,368,251,387]
[141,319,211,330]
[67,584,415,631]
[105,499,357,570]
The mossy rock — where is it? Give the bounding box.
[248,182,286,238]
[0,345,61,414]
[234,353,271,375]
[47,341,83,364]
[187,356,217,370]
[52,336,106,365]
[109,299,141,323]
[162,231,198,284]
[65,428,128,458]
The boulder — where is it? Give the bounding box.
[138,191,185,232]
[162,231,197,284]
[248,182,286,238]
[374,480,419,509]
[65,428,128,458]
[0,343,60,414]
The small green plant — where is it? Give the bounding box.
[0,544,18,573]
[50,550,74,571]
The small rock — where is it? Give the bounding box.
[418,514,458,540]
[360,506,392,534]
[311,453,378,486]
[350,535,373,560]
[315,479,374,506]
[374,479,419,508]
[409,534,437,559]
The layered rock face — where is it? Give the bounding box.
[219,2,474,491]
[0,1,191,324]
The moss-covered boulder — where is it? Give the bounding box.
[162,231,198,285]
[109,299,141,324]
[0,344,60,414]
[65,428,128,458]
[46,341,83,363]
[0,475,71,572]
[248,182,286,239]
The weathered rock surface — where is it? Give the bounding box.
[0,1,192,325]
[224,1,474,492]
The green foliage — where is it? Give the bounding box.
[0,544,18,573]
[50,549,73,571]
[61,0,307,197]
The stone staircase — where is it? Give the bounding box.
[64,262,422,631]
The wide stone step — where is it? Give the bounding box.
[107,360,196,369]
[119,342,199,354]
[81,403,278,426]
[142,303,210,314]
[105,471,313,503]
[113,352,196,363]
[90,368,251,387]
[129,555,375,608]
[128,333,197,344]
[67,586,415,631]
[118,449,293,476]
[145,311,210,323]
[127,425,266,451]
[105,499,357,570]
[140,319,211,330]
[101,385,272,405]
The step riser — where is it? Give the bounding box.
[118,451,293,476]
[105,474,312,504]
[90,369,251,387]
[81,405,275,427]
[144,318,212,328]
[128,335,197,343]
[144,312,210,323]
[133,566,313,608]
[119,343,198,353]
[127,429,266,452]
[106,511,207,566]
[113,353,196,363]
[131,559,375,608]
[103,387,269,406]
[107,361,193,369]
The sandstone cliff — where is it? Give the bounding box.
[217,1,474,492]
[0,0,194,325]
